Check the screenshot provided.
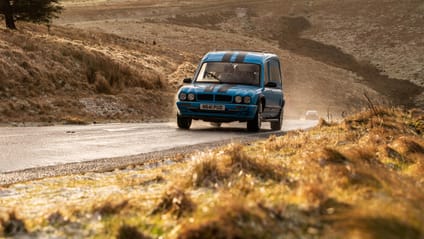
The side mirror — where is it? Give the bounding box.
[265,82,277,88]
[183,78,192,83]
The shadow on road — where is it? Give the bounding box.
[179,125,277,134]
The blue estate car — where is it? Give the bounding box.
[176,51,285,132]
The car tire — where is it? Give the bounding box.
[177,114,192,129]
[271,108,284,131]
[247,102,262,132]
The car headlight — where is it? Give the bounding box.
[243,96,251,104]
[188,93,195,101]
[179,93,187,101]
[235,96,242,104]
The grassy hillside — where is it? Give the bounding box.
[2,1,422,123]
[57,0,424,119]
[1,108,423,238]
[0,22,196,124]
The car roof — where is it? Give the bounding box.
[202,51,278,65]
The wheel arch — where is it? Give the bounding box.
[258,95,266,111]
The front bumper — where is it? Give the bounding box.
[176,101,257,122]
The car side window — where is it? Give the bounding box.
[264,61,269,86]
[269,60,282,89]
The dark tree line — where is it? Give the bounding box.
[0,0,63,29]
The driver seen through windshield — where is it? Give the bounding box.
[196,62,260,86]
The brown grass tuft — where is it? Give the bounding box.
[316,147,349,166]
[0,212,27,237]
[178,203,272,239]
[189,145,286,188]
[152,187,195,218]
[391,137,424,155]
[178,200,324,239]
[94,71,113,94]
[335,216,422,239]
[47,211,68,226]
[344,146,378,165]
[117,225,152,239]
[296,183,328,210]
[348,171,382,189]
[318,198,352,216]
[93,199,129,216]
[344,107,396,129]
[191,157,226,188]
[227,144,285,182]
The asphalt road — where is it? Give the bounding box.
[0,120,316,173]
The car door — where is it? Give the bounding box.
[262,59,284,118]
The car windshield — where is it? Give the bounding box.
[195,62,260,86]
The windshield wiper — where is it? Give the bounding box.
[205,72,220,81]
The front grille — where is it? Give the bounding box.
[197,94,214,101]
[196,94,233,102]
[215,95,232,102]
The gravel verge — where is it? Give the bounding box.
[0,130,286,186]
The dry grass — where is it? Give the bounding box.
[151,187,195,218]
[177,202,276,239]
[0,108,423,238]
[0,212,27,237]
[188,144,286,188]
[0,22,184,124]
[93,199,129,216]
[117,225,152,239]
[190,156,226,188]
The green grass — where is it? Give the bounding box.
[1,108,423,238]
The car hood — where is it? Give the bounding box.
[189,83,260,95]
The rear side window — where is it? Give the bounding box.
[269,60,282,88]
[264,61,269,86]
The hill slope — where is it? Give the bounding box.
[57,0,424,118]
[1,0,423,122]
[0,23,195,124]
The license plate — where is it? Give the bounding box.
[200,104,225,111]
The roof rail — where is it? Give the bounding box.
[211,49,273,54]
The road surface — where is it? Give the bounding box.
[0,120,316,173]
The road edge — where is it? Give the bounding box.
[0,130,287,186]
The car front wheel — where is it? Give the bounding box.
[247,102,262,132]
[177,114,192,129]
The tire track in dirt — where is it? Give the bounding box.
[274,16,422,107]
